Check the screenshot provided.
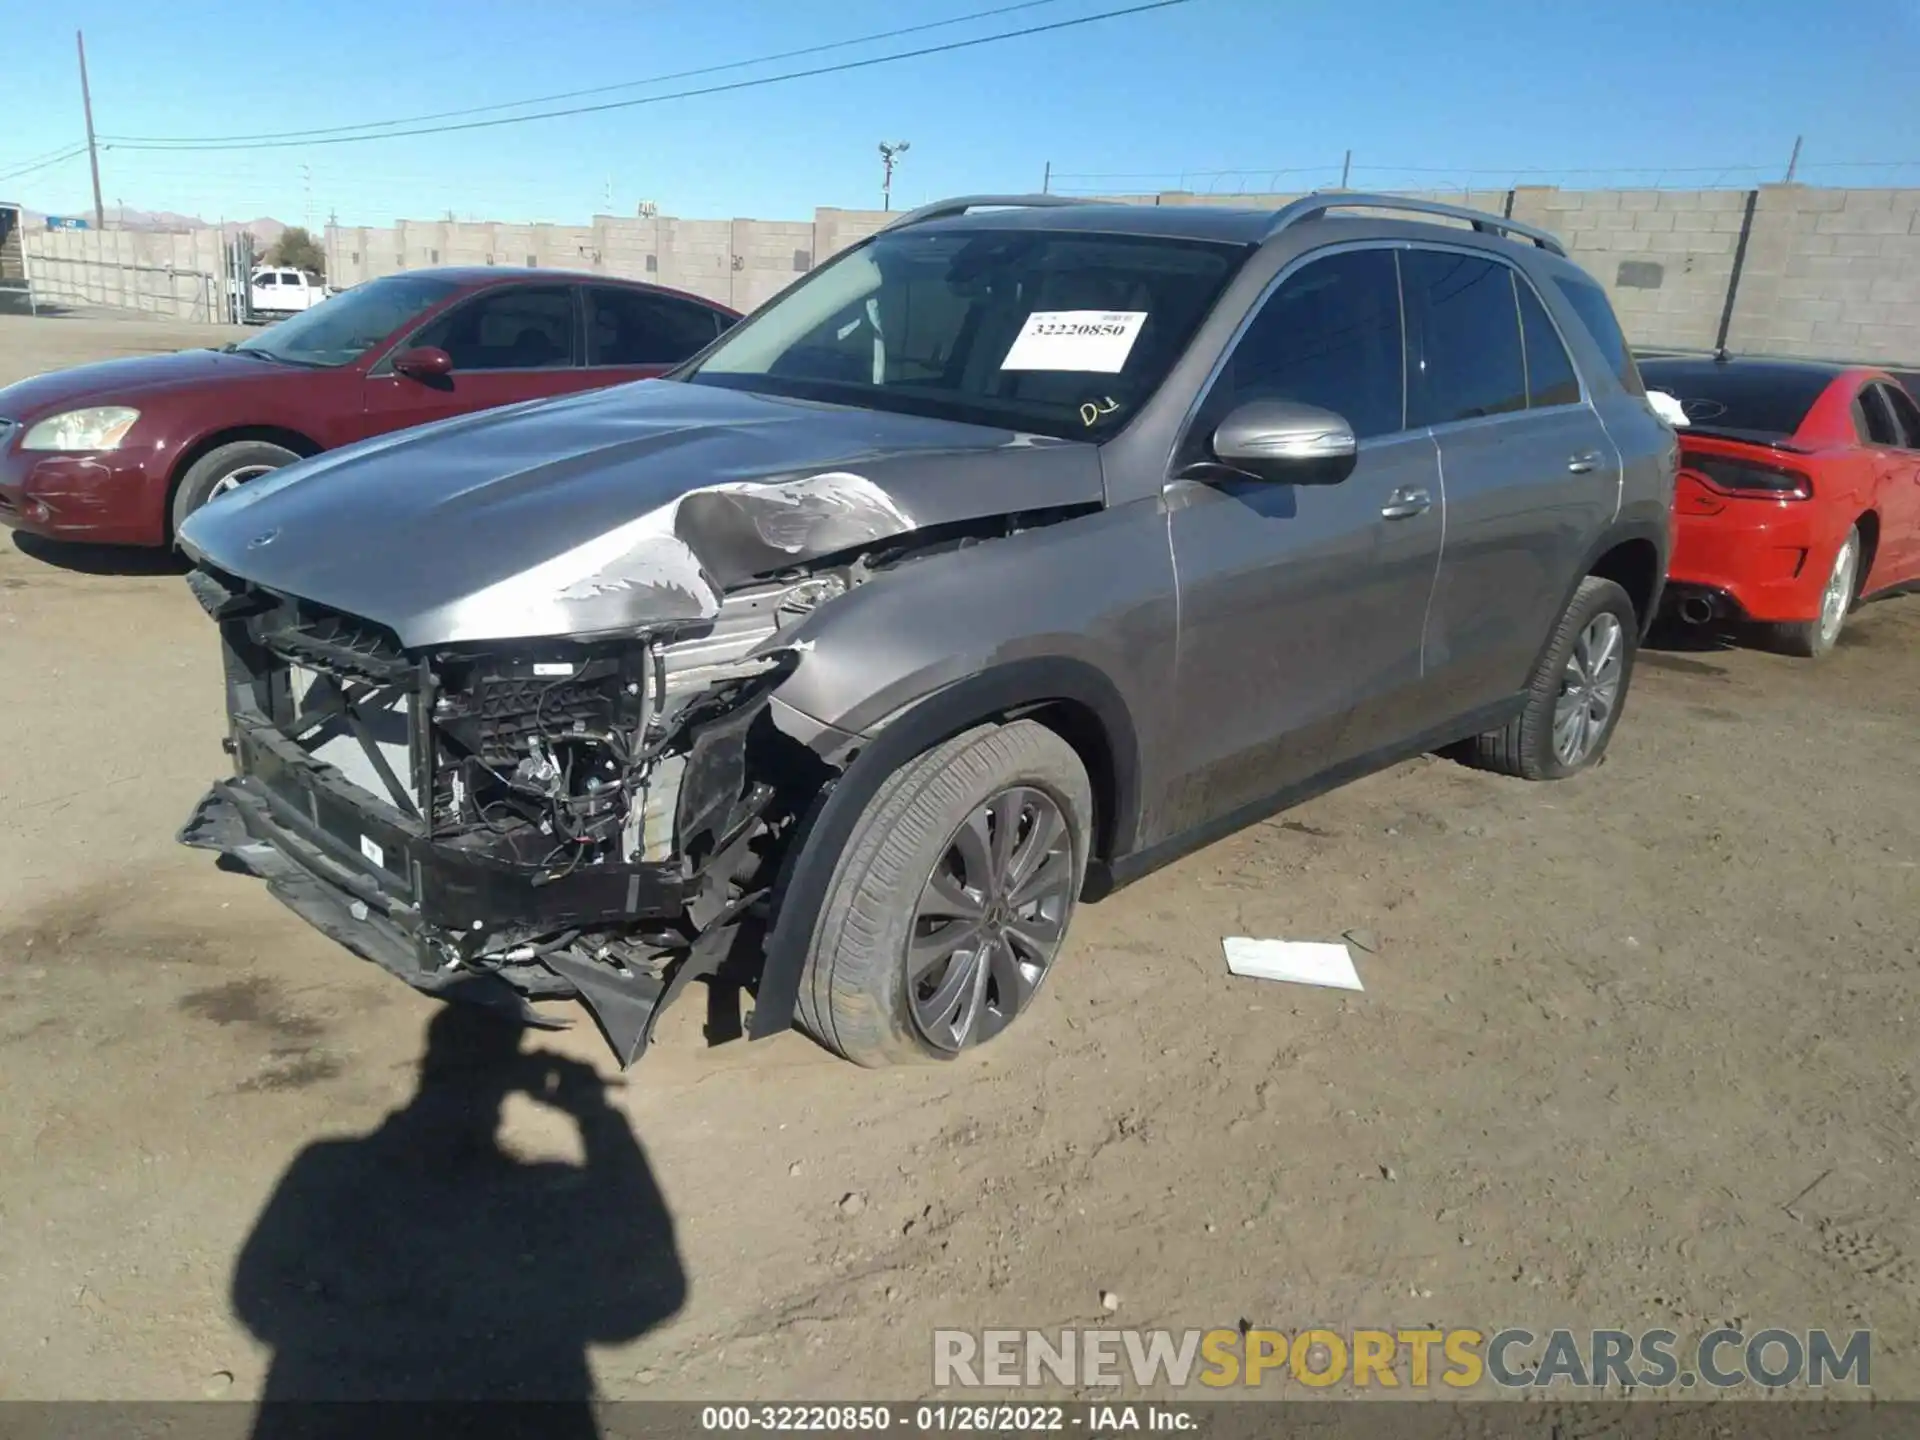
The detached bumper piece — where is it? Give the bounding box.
[179,717,692,1066]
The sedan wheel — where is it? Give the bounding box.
[206,463,279,500]
[1770,525,1862,659]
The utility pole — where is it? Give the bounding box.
[879,140,910,211]
[1340,149,1352,188]
[1042,160,1052,194]
[76,30,105,230]
[1783,135,1803,183]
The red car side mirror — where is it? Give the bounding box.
[394,345,454,381]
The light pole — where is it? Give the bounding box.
[879,141,910,211]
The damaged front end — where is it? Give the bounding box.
[179,563,845,1065]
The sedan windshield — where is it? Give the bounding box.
[233,274,461,368]
[683,227,1246,440]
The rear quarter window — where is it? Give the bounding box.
[1553,275,1644,396]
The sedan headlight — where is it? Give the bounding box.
[20,406,142,451]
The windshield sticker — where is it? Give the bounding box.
[1000,311,1147,373]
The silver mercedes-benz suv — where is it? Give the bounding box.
[176,193,1676,1068]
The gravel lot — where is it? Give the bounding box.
[2,313,1917,1403]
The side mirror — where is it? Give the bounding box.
[393,345,454,381]
[1211,399,1357,485]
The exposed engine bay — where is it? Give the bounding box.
[176,507,1085,1067]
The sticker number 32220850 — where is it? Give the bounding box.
[999,310,1147,374]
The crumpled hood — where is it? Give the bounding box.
[0,347,281,419]
[179,379,1102,648]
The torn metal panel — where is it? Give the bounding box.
[178,380,1103,649]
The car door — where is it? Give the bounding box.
[583,285,730,384]
[1162,245,1443,825]
[360,282,582,432]
[1862,382,1920,586]
[1406,248,1620,719]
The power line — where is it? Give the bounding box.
[97,0,1195,153]
[105,0,1076,146]
[0,144,90,184]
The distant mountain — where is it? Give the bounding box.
[16,205,286,244]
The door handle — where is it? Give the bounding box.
[1380,486,1432,520]
[1568,451,1603,474]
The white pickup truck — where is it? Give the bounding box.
[248,267,325,316]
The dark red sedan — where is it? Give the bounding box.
[1642,354,1920,657]
[0,268,738,547]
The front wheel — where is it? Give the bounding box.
[1459,575,1639,781]
[795,720,1092,1067]
[170,439,303,538]
[1769,526,1860,659]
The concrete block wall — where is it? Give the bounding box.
[28,186,1917,362]
[1508,185,1751,351]
[1723,186,1920,360]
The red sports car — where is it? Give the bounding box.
[1640,355,1920,656]
[0,268,738,548]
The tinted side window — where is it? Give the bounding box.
[256,273,278,287]
[1554,275,1645,395]
[1858,384,1902,447]
[586,287,724,366]
[1517,278,1581,407]
[1402,250,1526,427]
[1881,382,1920,449]
[1198,248,1405,443]
[415,285,575,370]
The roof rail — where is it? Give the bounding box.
[882,193,1084,232]
[1265,192,1566,256]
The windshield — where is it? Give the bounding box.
[683,227,1246,440]
[234,274,461,368]
[1638,359,1832,439]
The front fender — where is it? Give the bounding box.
[749,655,1144,1042]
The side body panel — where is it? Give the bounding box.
[767,496,1180,851]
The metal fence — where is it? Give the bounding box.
[21,253,224,321]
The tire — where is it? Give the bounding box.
[169,440,303,538]
[795,720,1092,1068]
[1767,525,1860,660]
[1459,575,1639,781]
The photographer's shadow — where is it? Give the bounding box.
[233,1003,686,1428]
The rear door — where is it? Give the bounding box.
[360,282,582,432]
[1164,245,1443,819]
[1864,381,1920,585]
[583,285,730,384]
[1409,248,1619,718]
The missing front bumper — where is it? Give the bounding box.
[179,766,689,1067]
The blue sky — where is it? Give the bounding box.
[6,0,1920,228]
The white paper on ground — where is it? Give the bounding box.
[1000,310,1148,373]
[1221,937,1365,991]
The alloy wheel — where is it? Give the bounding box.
[1817,533,1859,650]
[905,785,1075,1052]
[207,463,279,500]
[1553,612,1624,767]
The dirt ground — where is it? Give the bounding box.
[2,312,1917,1403]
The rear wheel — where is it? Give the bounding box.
[170,439,303,538]
[1769,525,1859,659]
[795,720,1091,1067]
[1459,575,1638,781]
